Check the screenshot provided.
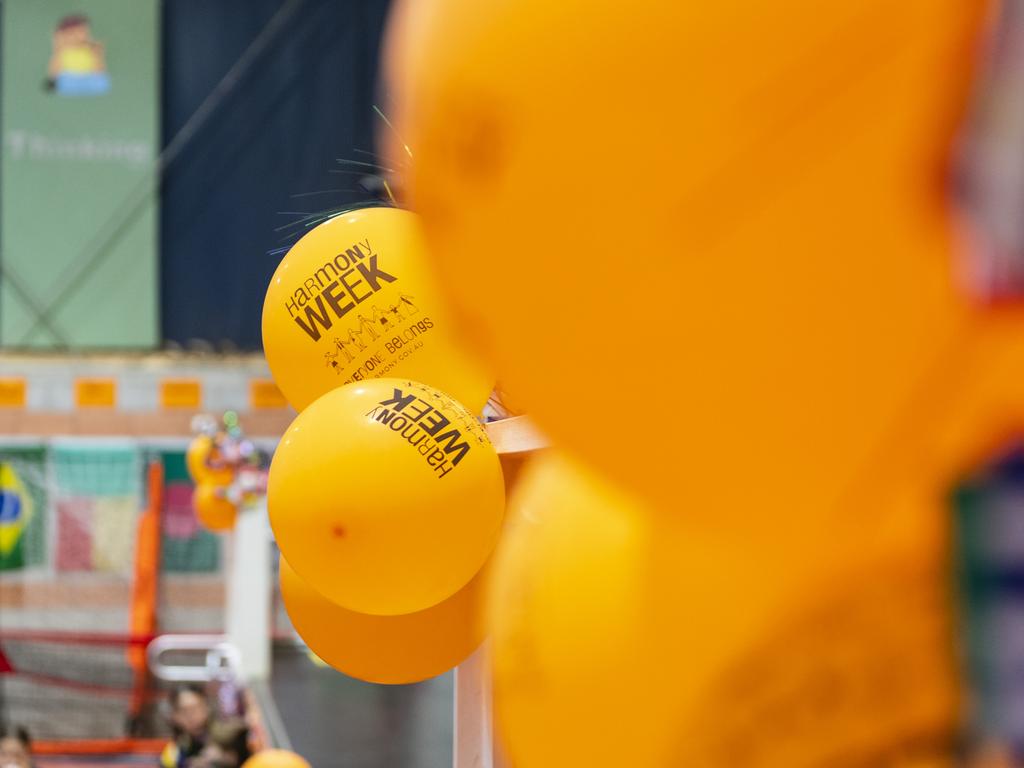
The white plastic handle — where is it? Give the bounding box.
[146,633,243,682]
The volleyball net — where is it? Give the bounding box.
[0,441,230,752]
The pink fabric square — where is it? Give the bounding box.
[163,482,200,539]
[56,497,93,571]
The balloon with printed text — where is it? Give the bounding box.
[262,206,493,414]
[268,377,505,615]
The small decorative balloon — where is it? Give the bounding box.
[186,435,233,486]
[187,413,269,532]
[193,482,237,532]
[268,378,504,616]
[241,750,311,768]
[262,206,493,414]
[280,556,485,684]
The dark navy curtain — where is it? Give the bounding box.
[160,0,393,349]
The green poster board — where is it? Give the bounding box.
[1,0,159,348]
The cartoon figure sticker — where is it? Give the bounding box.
[45,14,110,97]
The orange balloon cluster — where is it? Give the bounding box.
[186,416,268,532]
[262,208,505,684]
[186,434,237,532]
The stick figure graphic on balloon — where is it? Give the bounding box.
[355,314,381,342]
[332,336,357,363]
[346,327,367,351]
[399,294,420,316]
[369,305,396,332]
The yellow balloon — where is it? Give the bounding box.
[186,435,233,486]
[394,6,994,760]
[268,378,504,615]
[262,206,493,413]
[280,555,485,684]
[488,452,686,768]
[387,0,989,517]
[490,453,965,767]
[193,482,237,531]
[241,750,311,768]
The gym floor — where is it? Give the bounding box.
[270,644,453,768]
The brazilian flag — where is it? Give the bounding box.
[0,461,34,570]
[0,448,45,571]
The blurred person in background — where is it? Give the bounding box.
[161,684,212,768]
[0,726,32,768]
[192,718,251,768]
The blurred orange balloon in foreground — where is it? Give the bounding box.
[385,0,1024,764]
[193,482,236,531]
[268,378,504,616]
[489,450,989,767]
[280,556,485,684]
[488,452,678,768]
[388,0,993,523]
[241,750,310,768]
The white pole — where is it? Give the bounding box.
[226,498,272,680]
[453,646,496,768]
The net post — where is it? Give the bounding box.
[128,457,163,719]
[453,646,496,768]
[226,497,272,681]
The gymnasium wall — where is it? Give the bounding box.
[0,0,161,350]
[160,0,394,350]
[0,0,393,351]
